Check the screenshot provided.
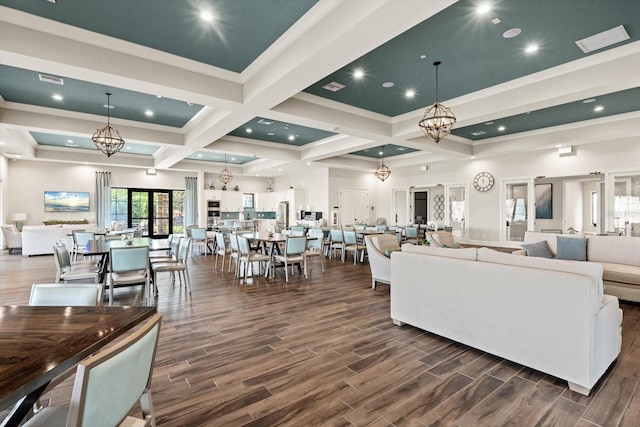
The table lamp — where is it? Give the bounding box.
[12,213,27,231]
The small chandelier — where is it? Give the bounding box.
[92,92,125,157]
[218,154,233,184]
[418,61,456,143]
[374,146,391,182]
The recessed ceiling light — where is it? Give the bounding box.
[267,132,275,136]
[503,28,522,38]
[420,54,427,59]
[594,105,604,112]
[246,128,252,133]
[353,69,364,79]
[405,90,415,98]
[103,104,114,109]
[197,153,202,157]
[65,141,77,147]
[306,162,311,165]
[278,168,282,172]
[498,126,506,131]
[363,149,369,152]
[583,98,597,103]
[66,139,73,143]
[144,110,154,117]
[126,146,132,150]
[397,147,407,151]
[52,94,63,101]
[288,135,295,141]
[378,150,384,155]
[525,43,539,53]
[382,82,394,88]
[470,156,476,159]
[256,174,260,176]
[156,95,162,98]
[477,3,491,14]
[231,157,236,161]
[200,11,214,22]
[484,121,494,125]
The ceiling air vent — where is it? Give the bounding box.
[471,131,487,136]
[257,118,273,125]
[322,81,345,92]
[576,25,629,53]
[38,73,64,85]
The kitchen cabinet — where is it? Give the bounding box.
[220,191,243,211]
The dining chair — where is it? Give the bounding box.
[272,236,307,282]
[151,237,192,295]
[109,246,150,305]
[71,231,95,261]
[53,244,100,284]
[29,283,104,306]
[237,236,271,283]
[22,313,163,427]
[329,229,345,261]
[190,227,208,256]
[305,229,325,274]
[149,234,175,259]
[376,225,388,233]
[150,236,181,264]
[343,230,367,264]
[227,233,241,276]
[404,226,419,244]
[214,232,231,270]
[290,225,306,235]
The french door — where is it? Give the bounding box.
[130,190,173,238]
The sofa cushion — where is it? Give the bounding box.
[401,243,477,260]
[372,234,399,253]
[432,231,456,247]
[601,263,640,285]
[521,240,554,258]
[384,248,402,257]
[587,236,640,266]
[557,236,587,261]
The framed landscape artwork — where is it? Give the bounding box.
[44,191,90,212]
[535,184,553,219]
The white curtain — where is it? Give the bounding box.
[185,177,198,229]
[95,171,111,228]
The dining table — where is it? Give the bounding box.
[244,232,317,278]
[0,305,157,426]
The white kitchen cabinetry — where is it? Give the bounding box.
[220,191,243,211]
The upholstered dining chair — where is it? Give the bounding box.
[29,283,104,307]
[71,231,95,261]
[22,313,163,427]
[236,236,271,283]
[305,229,325,274]
[404,226,419,244]
[109,246,150,305]
[329,229,345,261]
[214,232,231,270]
[151,237,191,295]
[190,228,208,256]
[53,244,100,284]
[272,236,307,282]
[343,230,367,264]
[227,233,241,276]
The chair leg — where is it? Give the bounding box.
[284,262,289,282]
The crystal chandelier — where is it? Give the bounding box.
[418,61,457,143]
[374,146,391,182]
[218,154,233,184]
[92,93,125,157]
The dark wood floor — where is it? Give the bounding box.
[1,249,639,426]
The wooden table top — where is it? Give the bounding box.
[84,237,169,256]
[0,305,157,411]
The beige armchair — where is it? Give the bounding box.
[364,234,400,289]
[1,224,22,254]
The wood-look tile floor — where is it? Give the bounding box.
[1,249,639,426]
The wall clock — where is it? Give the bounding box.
[473,172,495,192]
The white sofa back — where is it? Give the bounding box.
[391,247,621,395]
[22,224,98,256]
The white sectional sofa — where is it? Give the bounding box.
[391,244,622,396]
[514,231,640,302]
[22,224,98,256]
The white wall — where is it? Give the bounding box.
[6,160,195,227]
[329,168,378,225]
[273,167,330,220]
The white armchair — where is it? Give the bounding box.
[1,224,22,254]
[364,234,399,289]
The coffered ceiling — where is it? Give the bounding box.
[1,0,639,178]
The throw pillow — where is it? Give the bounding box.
[443,243,462,249]
[520,240,554,258]
[556,236,587,261]
[384,248,401,257]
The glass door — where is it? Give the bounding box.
[447,185,467,240]
[130,191,149,236]
[503,180,532,244]
[610,172,640,236]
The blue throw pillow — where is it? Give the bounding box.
[384,248,401,257]
[443,243,462,249]
[556,236,587,261]
[521,240,554,258]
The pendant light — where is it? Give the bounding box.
[92,92,125,157]
[218,154,233,184]
[374,146,391,182]
[418,61,457,143]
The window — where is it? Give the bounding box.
[111,188,128,222]
[243,193,255,209]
